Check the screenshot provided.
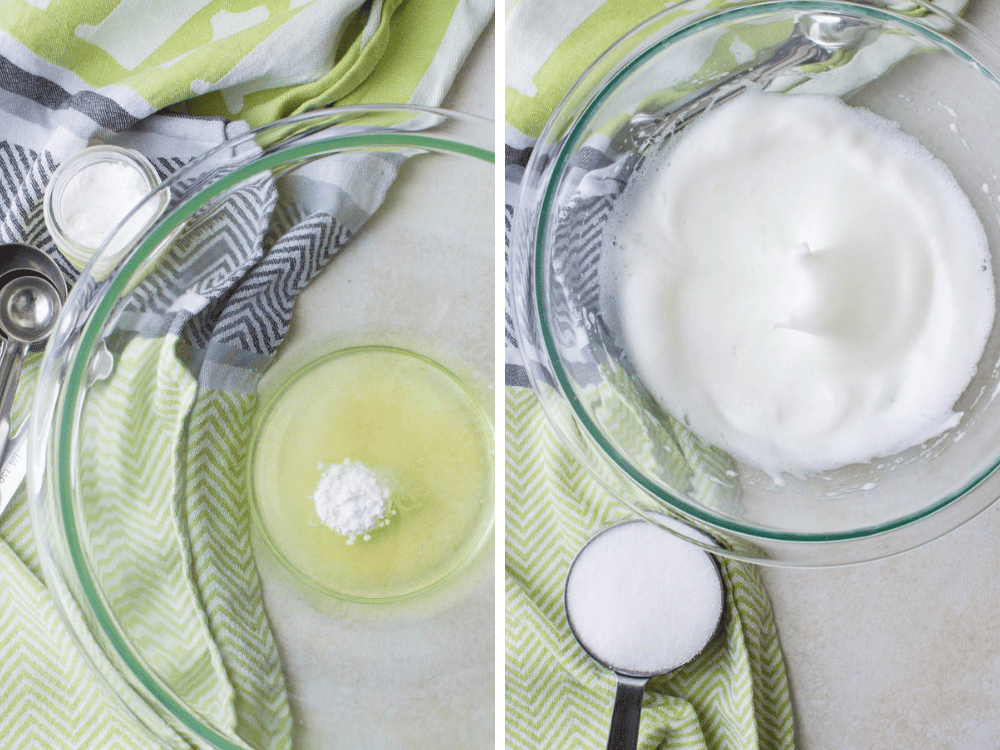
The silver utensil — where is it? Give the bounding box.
[0,339,114,515]
[0,244,69,516]
[0,424,27,512]
[0,243,68,300]
[0,275,62,462]
[618,12,872,153]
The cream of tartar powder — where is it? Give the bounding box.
[43,145,166,272]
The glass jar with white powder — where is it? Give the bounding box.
[43,145,166,274]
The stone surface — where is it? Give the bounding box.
[763,502,1000,748]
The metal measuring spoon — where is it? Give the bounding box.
[0,244,69,514]
[0,243,68,304]
[565,519,725,750]
[0,275,62,462]
[0,243,68,366]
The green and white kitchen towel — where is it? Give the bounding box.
[506,1,965,748]
[0,1,491,748]
[2,0,490,129]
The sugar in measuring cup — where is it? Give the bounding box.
[565,518,724,750]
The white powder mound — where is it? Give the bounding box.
[311,459,392,544]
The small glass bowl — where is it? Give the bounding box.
[43,145,167,275]
[249,345,494,603]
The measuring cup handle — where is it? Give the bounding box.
[606,675,647,750]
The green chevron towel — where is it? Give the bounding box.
[0,1,491,748]
[503,6,801,739]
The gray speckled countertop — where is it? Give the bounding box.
[762,502,1000,747]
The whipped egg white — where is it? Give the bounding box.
[611,92,995,478]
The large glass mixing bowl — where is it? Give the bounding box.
[30,107,493,747]
[510,0,1000,566]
